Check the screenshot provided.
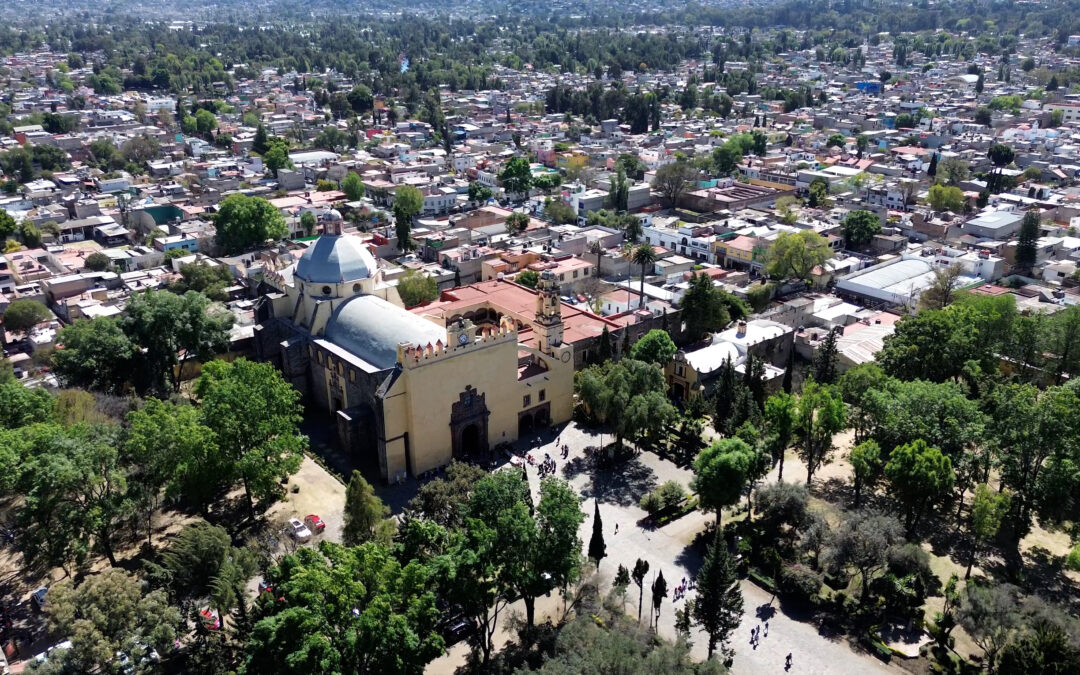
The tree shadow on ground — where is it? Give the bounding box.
[577,455,658,508]
[1021,546,1080,613]
[673,544,705,576]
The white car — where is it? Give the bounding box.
[287,518,312,543]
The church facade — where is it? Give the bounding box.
[253,214,573,483]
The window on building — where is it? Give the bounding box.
[349,370,356,383]
[317,352,323,364]
[539,389,546,402]
[573,270,578,279]
[523,394,531,408]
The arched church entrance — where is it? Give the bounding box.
[518,413,534,437]
[461,424,481,455]
[450,386,490,460]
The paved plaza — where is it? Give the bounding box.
[428,420,900,674]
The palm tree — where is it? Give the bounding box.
[631,243,658,310]
[589,240,603,277]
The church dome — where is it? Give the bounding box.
[295,234,377,284]
[325,295,447,369]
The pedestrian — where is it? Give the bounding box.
[786,653,792,669]
[764,621,769,637]
[614,523,619,535]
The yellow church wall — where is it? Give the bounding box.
[400,336,522,475]
[515,345,575,426]
[378,377,412,481]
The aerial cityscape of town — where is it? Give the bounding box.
[2,0,1080,672]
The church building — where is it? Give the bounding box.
[254,213,574,483]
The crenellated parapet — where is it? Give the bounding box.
[397,315,517,369]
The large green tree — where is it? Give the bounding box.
[794,379,846,485]
[499,156,533,197]
[393,184,424,252]
[884,439,955,534]
[841,209,881,248]
[124,289,234,395]
[45,569,181,671]
[53,317,137,394]
[242,542,444,675]
[691,438,755,525]
[1015,210,1040,273]
[765,230,832,282]
[629,329,677,365]
[194,359,307,516]
[213,193,289,254]
[2,299,52,334]
[678,272,731,341]
[343,470,394,546]
[575,359,677,450]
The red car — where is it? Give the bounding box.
[304,514,326,534]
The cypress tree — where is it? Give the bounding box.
[588,500,607,569]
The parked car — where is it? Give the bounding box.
[32,640,72,664]
[287,518,312,543]
[30,587,48,612]
[303,514,326,534]
[199,608,220,630]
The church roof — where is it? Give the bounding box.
[325,295,446,369]
[294,234,377,284]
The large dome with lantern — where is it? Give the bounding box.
[294,233,377,285]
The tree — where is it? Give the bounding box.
[998,616,1080,675]
[2,299,51,334]
[467,181,493,204]
[692,532,743,660]
[927,184,966,212]
[262,137,293,176]
[124,289,233,394]
[544,199,576,224]
[588,500,607,568]
[967,484,1010,579]
[652,160,697,207]
[794,379,846,485]
[926,152,938,177]
[18,424,130,569]
[516,269,540,289]
[938,157,971,185]
[397,269,439,308]
[393,184,424,252]
[823,510,904,602]
[45,569,181,671]
[765,230,832,282]
[1015,210,1040,273]
[505,211,530,235]
[958,582,1020,669]
[158,520,241,597]
[974,106,993,127]
[849,440,881,508]
[499,156,533,198]
[194,359,307,517]
[607,166,629,212]
[885,439,955,534]
[252,124,270,155]
[341,172,365,201]
[464,472,584,627]
[53,317,136,394]
[764,392,797,481]
[125,399,223,521]
[651,569,668,628]
[243,542,444,675]
[630,243,658,309]
[121,134,160,164]
[83,251,111,272]
[692,438,754,526]
[405,460,487,529]
[343,470,394,546]
[812,327,840,384]
[575,359,676,451]
[679,272,731,341]
[826,133,846,148]
[856,134,870,159]
[299,210,317,237]
[194,109,217,137]
[632,558,650,623]
[170,262,234,301]
[346,84,374,114]
[807,177,830,208]
[214,193,289,254]
[988,143,1015,169]
[629,329,677,365]
[0,211,15,241]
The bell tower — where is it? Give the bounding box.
[534,270,564,355]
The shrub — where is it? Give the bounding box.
[639,480,687,515]
[778,563,824,602]
[1067,544,1080,571]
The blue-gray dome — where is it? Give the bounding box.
[295,234,377,284]
[324,295,446,369]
